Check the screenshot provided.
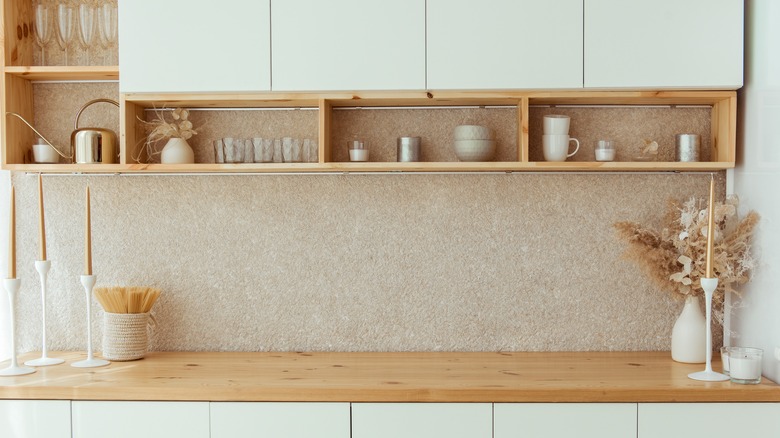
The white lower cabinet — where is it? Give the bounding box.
[495,403,637,438]
[0,400,71,438]
[71,401,209,438]
[210,402,350,438]
[351,403,492,438]
[638,403,780,438]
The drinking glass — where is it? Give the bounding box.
[98,2,117,65]
[34,2,52,65]
[56,3,75,65]
[78,2,96,65]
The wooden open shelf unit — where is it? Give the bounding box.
[2,90,737,173]
[122,90,736,173]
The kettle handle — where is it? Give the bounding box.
[74,98,119,130]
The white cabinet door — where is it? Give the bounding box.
[211,402,350,438]
[271,0,425,91]
[72,401,210,438]
[427,0,583,90]
[119,0,271,93]
[495,403,637,438]
[352,403,492,438]
[638,403,780,438]
[584,0,743,89]
[0,400,71,438]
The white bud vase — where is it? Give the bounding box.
[671,294,706,363]
[161,137,194,164]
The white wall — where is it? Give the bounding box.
[731,0,780,382]
[0,170,10,360]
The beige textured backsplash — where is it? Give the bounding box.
[10,172,724,352]
[17,83,725,353]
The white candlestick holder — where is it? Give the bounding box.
[688,277,729,381]
[72,275,109,368]
[0,278,36,376]
[24,260,64,367]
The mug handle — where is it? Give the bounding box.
[567,138,580,157]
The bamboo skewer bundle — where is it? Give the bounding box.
[94,287,161,314]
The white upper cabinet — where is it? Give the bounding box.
[584,0,743,89]
[427,0,584,90]
[119,0,271,93]
[271,0,425,91]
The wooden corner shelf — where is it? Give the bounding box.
[3,89,738,174]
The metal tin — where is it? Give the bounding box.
[397,136,421,162]
[675,134,701,162]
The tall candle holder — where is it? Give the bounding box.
[0,278,36,376]
[688,277,729,381]
[71,275,109,368]
[25,260,65,367]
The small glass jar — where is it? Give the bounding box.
[595,140,615,162]
[728,347,763,384]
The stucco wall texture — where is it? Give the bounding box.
[6,83,725,353]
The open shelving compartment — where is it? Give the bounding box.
[1,0,120,172]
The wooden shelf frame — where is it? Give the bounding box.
[2,90,737,173]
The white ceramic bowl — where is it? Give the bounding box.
[453,125,492,140]
[454,139,496,161]
[32,143,60,163]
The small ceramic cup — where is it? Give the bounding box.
[543,134,580,162]
[543,115,571,135]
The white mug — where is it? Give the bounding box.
[543,115,570,135]
[543,134,580,161]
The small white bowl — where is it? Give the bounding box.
[454,139,496,161]
[454,125,492,141]
[32,143,60,163]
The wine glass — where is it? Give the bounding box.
[55,2,75,65]
[78,2,96,65]
[34,2,52,66]
[98,1,117,65]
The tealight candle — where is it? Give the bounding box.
[729,347,763,384]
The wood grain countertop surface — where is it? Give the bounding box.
[1,351,778,402]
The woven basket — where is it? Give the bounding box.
[103,312,150,361]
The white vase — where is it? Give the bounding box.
[671,294,706,363]
[161,138,194,164]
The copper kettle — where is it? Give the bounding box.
[71,98,120,164]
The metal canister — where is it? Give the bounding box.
[397,136,421,162]
[675,134,701,162]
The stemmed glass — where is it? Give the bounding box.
[78,2,96,65]
[34,1,52,66]
[55,2,75,65]
[98,1,117,65]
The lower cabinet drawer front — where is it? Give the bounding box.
[0,400,71,438]
[638,403,780,438]
[72,401,210,438]
[210,402,350,438]
[494,403,637,438]
[352,403,492,438]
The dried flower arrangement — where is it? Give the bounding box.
[134,108,199,162]
[614,195,759,321]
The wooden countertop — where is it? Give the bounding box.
[1,351,778,403]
